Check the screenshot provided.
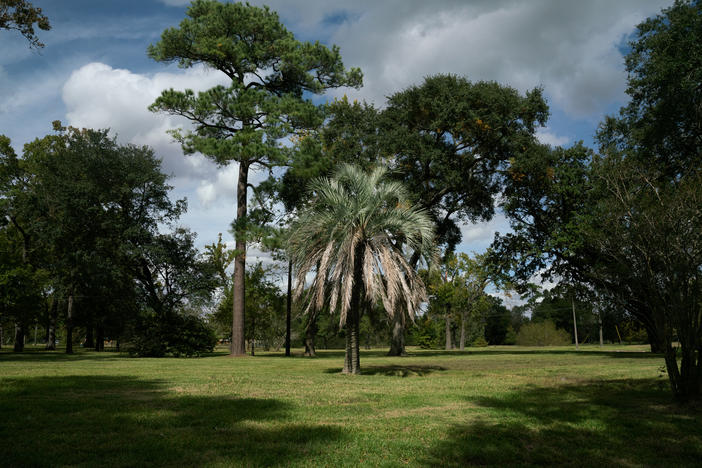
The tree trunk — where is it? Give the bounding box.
[85,324,94,349]
[598,311,604,348]
[46,297,57,351]
[572,296,579,350]
[459,310,466,351]
[65,293,74,354]
[343,324,352,373]
[445,309,452,351]
[13,322,25,352]
[95,326,104,352]
[0,323,3,349]
[350,303,360,374]
[344,245,363,374]
[304,313,317,357]
[250,314,255,356]
[231,162,249,356]
[388,313,406,356]
[285,259,292,357]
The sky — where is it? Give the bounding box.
[1,0,673,305]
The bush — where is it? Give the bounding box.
[471,336,489,347]
[515,320,571,346]
[127,313,217,357]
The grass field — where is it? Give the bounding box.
[1,344,700,467]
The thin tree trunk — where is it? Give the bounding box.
[66,293,74,354]
[0,323,3,349]
[598,310,604,348]
[85,324,94,349]
[33,323,38,346]
[13,322,25,352]
[572,296,579,350]
[460,310,466,351]
[250,314,255,356]
[231,162,249,356]
[445,311,451,351]
[285,259,292,357]
[95,326,104,352]
[304,313,317,357]
[46,297,57,351]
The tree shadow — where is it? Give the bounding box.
[0,375,344,466]
[323,364,446,377]
[412,349,660,359]
[424,378,702,467]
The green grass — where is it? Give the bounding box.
[1,344,700,467]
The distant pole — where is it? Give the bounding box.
[572,295,579,350]
[285,258,292,357]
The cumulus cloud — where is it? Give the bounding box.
[62,62,230,183]
[536,128,570,147]
[237,0,669,119]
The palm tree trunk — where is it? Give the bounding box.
[231,162,249,356]
[351,304,360,374]
[388,313,406,356]
[343,323,352,373]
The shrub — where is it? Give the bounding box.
[515,320,571,346]
[126,313,217,357]
[471,336,489,347]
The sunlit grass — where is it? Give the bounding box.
[1,345,699,467]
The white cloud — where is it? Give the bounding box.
[536,128,570,147]
[62,62,230,183]
[237,0,670,119]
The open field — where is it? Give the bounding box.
[1,345,700,467]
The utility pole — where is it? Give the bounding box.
[572,295,579,350]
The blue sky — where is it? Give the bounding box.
[1,0,672,303]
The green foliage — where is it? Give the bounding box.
[471,336,488,348]
[0,0,50,48]
[383,74,548,251]
[515,320,571,346]
[410,315,442,349]
[127,312,217,357]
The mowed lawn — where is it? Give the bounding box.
[1,345,700,467]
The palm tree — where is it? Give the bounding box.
[288,164,435,374]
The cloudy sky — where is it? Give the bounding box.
[1,0,672,302]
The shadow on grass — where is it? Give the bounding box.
[411,349,661,359]
[323,364,446,377]
[0,375,344,467]
[424,378,702,467]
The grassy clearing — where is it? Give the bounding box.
[1,345,700,467]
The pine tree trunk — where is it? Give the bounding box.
[231,162,249,356]
[285,259,292,357]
